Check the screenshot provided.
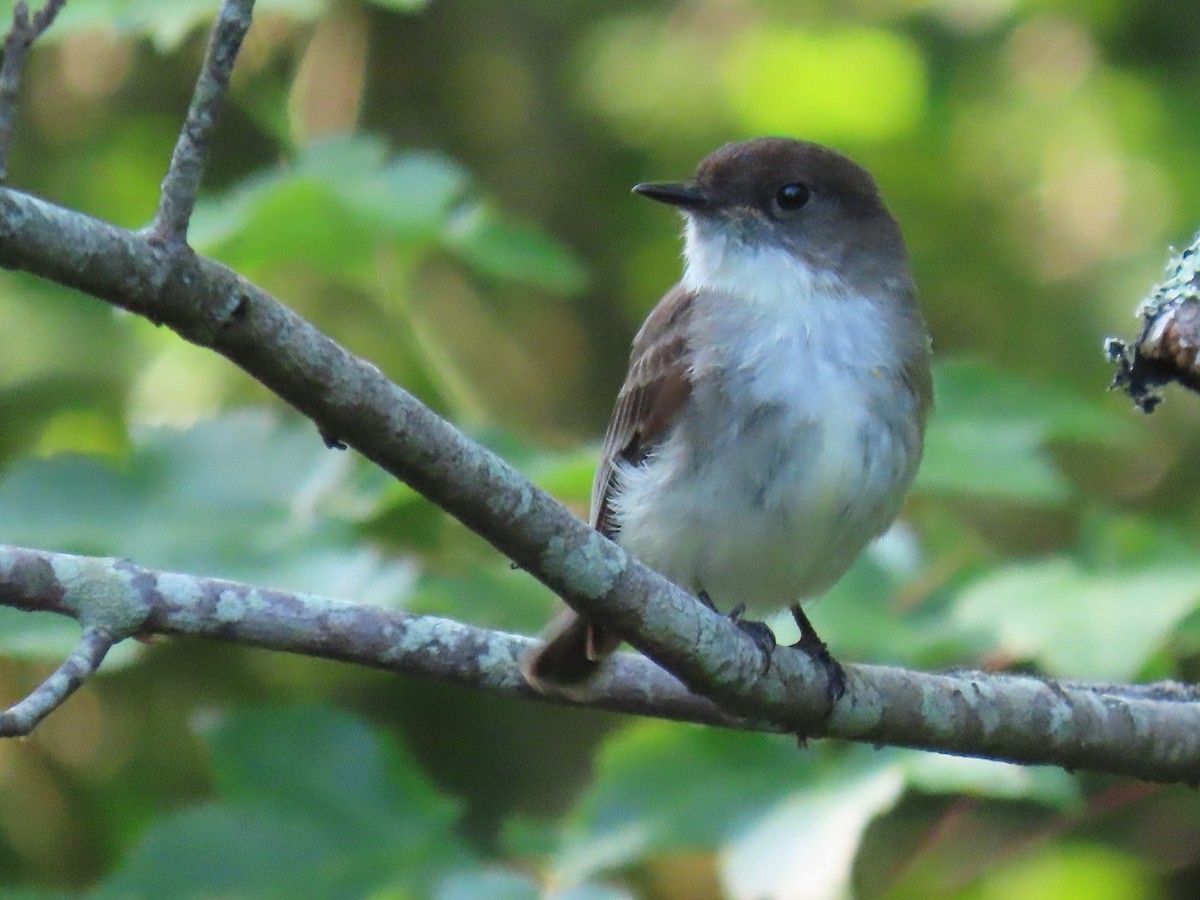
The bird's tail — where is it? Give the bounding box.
[520,609,620,695]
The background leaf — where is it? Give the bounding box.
[99,706,468,899]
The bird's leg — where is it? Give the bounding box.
[789,603,846,703]
[696,590,776,671]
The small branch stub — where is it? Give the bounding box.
[1108,233,1200,413]
[0,626,115,736]
[151,0,255,243]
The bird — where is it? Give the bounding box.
[521,137,932,699]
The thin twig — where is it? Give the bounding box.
[150,0,255,243]
[0,0,66,180]
[0,626,114,736]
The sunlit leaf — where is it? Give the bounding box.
[722,26,927,142]
[954,558,1200,679]
[960,843,1158,900]
[719,766,905,900]
[900,752,1080,808]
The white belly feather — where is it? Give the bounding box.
[610,229,921,615]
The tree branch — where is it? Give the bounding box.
[0,544,765,732]
[5,543,1200,780]
[149,0,254,243]
[0,0,66,180]
[0,625,114,736]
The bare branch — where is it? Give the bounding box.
[7,536,1200,781]
[0,0,66,180]
[0,626,114,736]
[150,0,255,243]
[0,544,766,732]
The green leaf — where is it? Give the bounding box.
[554,723,806,883]
[366,0,431,11]
[554,721,1084,893]
[337,153,469,237]
[191,136,466,278]
[0,412,413,602]
[718,765,905,900]
[445,202,589,295]
[525,446,598,510]
[205,707,459,841]
[899,752,1080,808]
[54,0,326,51]
[959,843,1158,900]
[916,360,1131,504]
[100,707,467,898]
[191,135,588,295]
[96,804,335,900]
[434,869,541,900]
[412,565,559,634]
[953,558,1200,679]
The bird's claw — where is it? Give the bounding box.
[728,603,776,674]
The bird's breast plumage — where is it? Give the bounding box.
[609,235,926,616]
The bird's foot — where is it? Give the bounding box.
[789,603,846,707]
[728,602,776,674]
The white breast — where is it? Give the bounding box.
[610,223,921,616]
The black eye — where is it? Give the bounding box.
[775,183,810,211]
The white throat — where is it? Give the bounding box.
[680,217,845,304]
[679,217,900,371]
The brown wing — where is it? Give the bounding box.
[522,285,697,690]
[590,284,696,538]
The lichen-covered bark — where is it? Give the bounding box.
[6,543,1200,780]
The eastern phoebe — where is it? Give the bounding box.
[522,137,932,698]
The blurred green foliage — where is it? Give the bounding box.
[1,0,1200,896]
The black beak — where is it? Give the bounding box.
[632,181,709,210]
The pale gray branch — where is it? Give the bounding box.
[0,625,114,736]
[0,544,763,731]
[5,529,1200,782]
[150,0,254,242]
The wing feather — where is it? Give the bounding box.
[590,284,696,537]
